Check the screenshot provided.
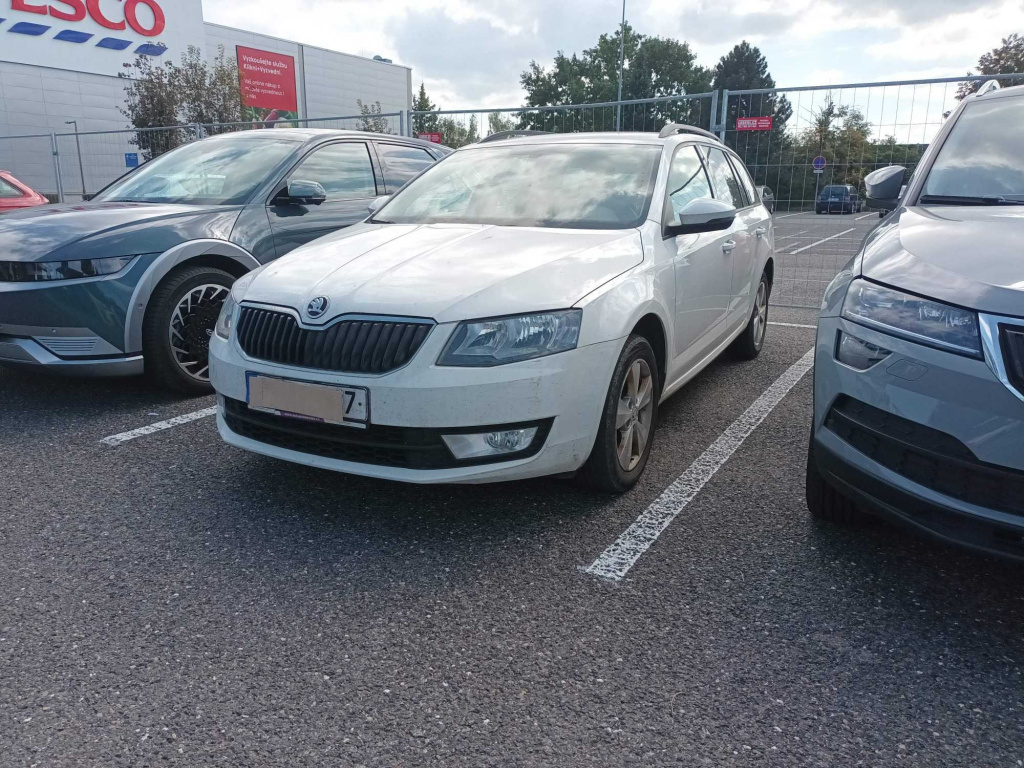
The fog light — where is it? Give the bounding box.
[442,427,540,461]
[836,331,891,370]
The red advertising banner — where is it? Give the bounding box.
[736,116,774,131]
[237,46,299,122]
[417,133,443,144]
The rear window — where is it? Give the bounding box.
[822,186,850,197]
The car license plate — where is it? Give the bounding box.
[246,373,368,429]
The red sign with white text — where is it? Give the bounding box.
[417,133,443,144]
[236,46,298,113]
[736,116,774,131]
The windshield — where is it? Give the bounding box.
[821,186,849,197]
[96,136,298,205]
[921,96,1024,202]
[373,143,662,230]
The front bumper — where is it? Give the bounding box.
[812,315,1024,559]
[0,334,143,376]
[209,322,621,484]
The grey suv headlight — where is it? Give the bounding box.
[842,280,982,358]
[0,256,134,282]
[438,310,582,367]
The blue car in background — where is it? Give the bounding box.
[0,129,448,393]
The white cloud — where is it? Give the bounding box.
[201,0,1020,109]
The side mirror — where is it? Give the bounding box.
[664,198,737,238]
[864,166,906,212]
[283,179,327,206]
[367,195,390,215]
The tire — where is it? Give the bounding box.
[730,271,770,360]
[806,439,870,524]
[143,265,235,395]
[579,335,660,493]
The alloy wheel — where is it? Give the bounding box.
[753,280,768,348]
[168,283,228,382]
[615,358,655,472]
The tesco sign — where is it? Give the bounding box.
[11,0,166,36]
[4,0,204,77]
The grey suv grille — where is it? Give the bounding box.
[1000,324,1024,398]
[236,307,432,374]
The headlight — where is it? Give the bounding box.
[438,310,582,367]
[214,293,237,339]
[0,256,134,282]
[215,269,262,339]
[842,280,982,358]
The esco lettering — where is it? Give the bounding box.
[11,0,166,37]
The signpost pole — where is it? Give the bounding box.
[50,133,65,204]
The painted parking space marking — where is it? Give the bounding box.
[774,212,806,219]
[584,348,815,582]
[790,228,856,254]
[101,407,217,447]
[856,213,877,220]
[775,230,808,240]
[769,322,817,329]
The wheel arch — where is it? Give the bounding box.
[630,312,668,392]
[124,240,260,353]
[763,256,775,294]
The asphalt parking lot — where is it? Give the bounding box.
[3,220,1024,767]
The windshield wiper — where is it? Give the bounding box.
[919,194,1024,206]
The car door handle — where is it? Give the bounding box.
[721,240,737,254]
[754,227,767,238]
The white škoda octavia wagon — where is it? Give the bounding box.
[209,127,775,491]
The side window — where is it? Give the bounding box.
[729,155,758,207]
[665,145,714,223]
[702,147,745,208]
[0,178,23,199]
[289,142,377,201]
[376,144,436,190]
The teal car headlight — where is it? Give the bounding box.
[842,279,982,358]
[438,310,582,367]
[0,256,134,282]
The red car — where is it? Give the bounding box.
[0,171,48,212]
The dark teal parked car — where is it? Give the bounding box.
[0,129,448,393]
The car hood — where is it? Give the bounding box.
[245,223,643,323]
[861,205,1024,317]
[0,201,241,262]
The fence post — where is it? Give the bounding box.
[50,132,65,204]
[709,90,719,134]
[718,89,729,141]
[399,110,406,137]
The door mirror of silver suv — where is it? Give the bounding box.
[865,166,906,212]
[664,198,737,238]
[284,179,328,206]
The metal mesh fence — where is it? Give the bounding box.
[409,94,715,147]
[721,73,1024,308]
[0,134,62,202]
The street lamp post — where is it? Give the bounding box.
[65,120,86,201]
[615,0,626,131]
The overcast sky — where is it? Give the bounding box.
[205,0,1022,109]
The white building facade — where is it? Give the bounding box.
[0,0,412,199]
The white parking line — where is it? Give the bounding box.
[769,322,817,329]
[583,348,815,582]
[774,212,806,219]
[775,230,808,240]
[790,228,855,254]
[101,407,217,447]
[855,213,877,220]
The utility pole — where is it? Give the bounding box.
[615,0,626,131]
[65,120,86,201]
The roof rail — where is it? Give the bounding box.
[977,79,1002,96]
[478,130,551,144]
[658,124,722,142]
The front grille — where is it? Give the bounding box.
[222,397,552,470]
[826,396,1024,517]
[999,324,1024,398]
[236,307,432,374]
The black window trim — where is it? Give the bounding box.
[698,143,757,211]
[267,138,382,206]
[372,140,440,195]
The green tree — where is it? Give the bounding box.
[519,24,713,131]
[120,45,242,159]
[412,82,439,134]
[356,99,393,134]
[437,115,479,148]
[488,111,515,134]
[957,33,1024,98]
